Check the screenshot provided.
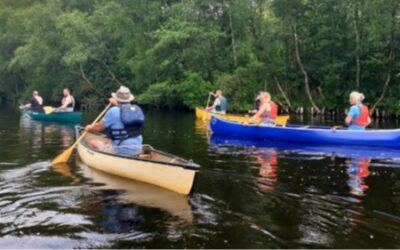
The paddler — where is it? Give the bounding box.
[56,88,75,112]
[85,86,144,156]
[246,91,278,125]
[19,90,44,113]
[206,90,228,114]
[345,91,371,130]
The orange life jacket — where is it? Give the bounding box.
[259,101,278,119]
[269,101,278,119]
[354,105,370,126]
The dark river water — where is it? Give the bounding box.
[1,107,400,248]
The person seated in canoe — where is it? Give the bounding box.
[85,86,144,156]
[206,90,228,114]
[246,91,278,125]
[345,91,371,130]
[19,90,44,113]
[56,88,75,112]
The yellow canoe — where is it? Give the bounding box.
[77,132,200,195]
[195,107,289,125]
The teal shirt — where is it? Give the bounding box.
[348,104,365,130]
[217,96,228,112]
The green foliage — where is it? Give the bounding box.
[177,72,213,108]
[0,0,399,114]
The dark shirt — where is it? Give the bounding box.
[30,97,44,113]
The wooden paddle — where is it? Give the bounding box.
[203,93,212,120]
[52,103,111,164]
[43,106,56,114]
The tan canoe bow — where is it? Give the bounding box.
[76,130,200,195]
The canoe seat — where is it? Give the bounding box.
[275,115,289,126]
[137,145,154,159]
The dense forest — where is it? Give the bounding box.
[0,0,399,114]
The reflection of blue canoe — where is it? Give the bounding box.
[210,116,400,149]
[210,135,400,160]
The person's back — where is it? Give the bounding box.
[30,93,44,113]
[85,86,144,157]
[348,104,369,130]
[346,91,371,130]
[216,96,228,114]
[103,104,144,156]
[57,88,75,112]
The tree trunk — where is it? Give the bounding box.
[352,0,361,89]
[274,76,293,110]
[370,0,398,114]
[317,86,327,102]
[293,24,321,113]
[225,1,238,67]
[79,64,103,96]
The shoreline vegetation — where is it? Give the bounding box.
[1,0,399,117]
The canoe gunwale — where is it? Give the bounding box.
[77,131,200,171]
[25,110,82,123]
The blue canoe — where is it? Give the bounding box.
[210,116,400,148]
[210,135,400,159]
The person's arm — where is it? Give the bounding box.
[59,96,72,109]
[345,106,358,125]
[367,116,372,126]
[85,121,106,132]
[247,103,270,124]
[248,109,258,114]
[19,103,31,109]
[207,98,219,111]
[85,105,116,133]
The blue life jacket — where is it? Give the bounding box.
[106,104,145,144]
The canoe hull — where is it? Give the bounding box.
[195,107,289,125]
[210,116,400,148]
[77,134,199,195]
[195,107,249,122]
[25,110,82,123]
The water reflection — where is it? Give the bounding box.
[255,149,278,192]
[70,161,194,223]
[346,158,370,198]
[19,115,75,157]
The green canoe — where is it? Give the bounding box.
[24,110,82,124]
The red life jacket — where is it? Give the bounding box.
[268,101,278,119]
[354,105,370,126]
[258,101,278,119]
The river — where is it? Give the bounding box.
[0,107,400,248]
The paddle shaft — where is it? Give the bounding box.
[203,93,212,120]
[72,103,112,148]
[52,103,111,164]
[205,93,212,109]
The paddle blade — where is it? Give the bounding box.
[44,106,56,114]
[52,147,74,164]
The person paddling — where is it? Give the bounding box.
[206,90,228,114]
[246,91,278,125]
[345,91,371,130]
[85,86,144,156]
[19,90,44,113]
[56,88,75,112]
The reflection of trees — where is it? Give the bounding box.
[19,116,75,157]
